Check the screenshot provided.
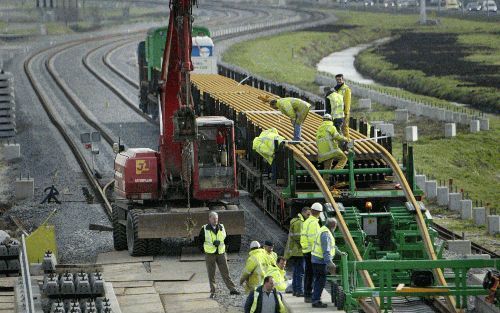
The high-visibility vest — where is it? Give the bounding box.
[284,213,304,258]
[316,120,347,163]
[252,128,284,165]
[250,287,287,313]
[276,98,311,125]
[242,249,266,293]
[311,226,336,260]
[336,84,351,117]
[300,216,320,253]
[327,92,344,119]
[265,266,287,292]
[203,224,226,254]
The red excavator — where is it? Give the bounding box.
[112,0,244,256]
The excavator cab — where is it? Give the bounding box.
[193,116,238,201]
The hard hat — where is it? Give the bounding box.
[311,202,323,212]
[250,241,260,249]
[323,114,332,121]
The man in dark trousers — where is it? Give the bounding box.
[244,276,287,313]
[198,211,240,298]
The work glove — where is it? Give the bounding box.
[213,240,221,247]
[327,261,336,275]
[347,140,354,150]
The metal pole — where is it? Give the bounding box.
[20,235,35,313]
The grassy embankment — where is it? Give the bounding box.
[223,10,499,246]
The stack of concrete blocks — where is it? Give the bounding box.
[470,119,480,133]
[445,123,456,138]
[425,180,437,200]
[436,185,449,206]
[376,123,394,137]
[358,98,371,110]
[447,240,471,255]
[460,199,473,219]
[15,174,34,200]
[1,142,20,160]
[473,207,486,226]
[395,109,408,122]
[405,126,418,142]
[448,192,462,211]
[315,73,490,129]
[0,71,15,138]
[487,215,499,235]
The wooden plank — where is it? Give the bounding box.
[97,251,153,265]
[112,281,154,288]
[0,292,13,296]
[179,247,240,262]
[0,296,14,303]
[102,263,194,282]
[160,293,211,302]
[117,293,165,313]
[161,297,219,313]
[104,282,123,313]
[154,281,210,294]
[0,302,13,309]
[114,288,126,296]
[0,277,17,289]
[124,287,157,295]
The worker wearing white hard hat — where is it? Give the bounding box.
[300,202,322,302]
[316,113,348,190]
[240,240,266,293]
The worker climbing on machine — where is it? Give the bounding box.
[198,211,241,298]
[265,256,288,292]
[262,241,278,270]
[300,202,323,303]
[266,97,311,141]
[311,217,339,308]
[240,241,267,293]
[284,206,312,297]
[334,73,351,139]
[316,114,349,189]
[252,128,285,180]
[244,276,287,313]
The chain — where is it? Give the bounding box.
[182,141,196,237]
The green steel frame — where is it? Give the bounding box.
[336,254,499,312]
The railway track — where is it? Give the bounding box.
[22,4,294,223]
[433,222,499,258]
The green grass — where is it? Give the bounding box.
[341,10,500,112]
[223,10,500,210]
[45,23,73,35]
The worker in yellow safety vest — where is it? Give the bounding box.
[269,98,311,141]
[264,256,288,292]
[244,276,287,313]
[325,90,345,137]
[311,218,338,308]
[316,114,349,189]
[240,241,267,293]
[300,202,323,303]
[262,240,278,270]
[284,206,312,297]
[334,74,351,138]
[252,128,285,165]
[198,211,241,298]
[252,128,285,181]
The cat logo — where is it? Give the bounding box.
[136,159,150,175]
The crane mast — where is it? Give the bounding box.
[159,0,196,197]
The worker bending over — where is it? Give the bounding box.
[316,114,349,188]
[252,128,285,180]
[268,98,311,141]
[240,241,267,293]
[265,256,288,292]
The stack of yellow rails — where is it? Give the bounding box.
[192,74,383,161]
